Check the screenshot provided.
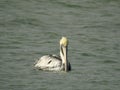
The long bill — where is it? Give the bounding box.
[60,45,68,72]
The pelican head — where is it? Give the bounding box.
[60,37,69,72]
[60,37,68,47]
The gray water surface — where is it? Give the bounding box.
[0,0,120,90]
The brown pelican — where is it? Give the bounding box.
[34,37,71,72]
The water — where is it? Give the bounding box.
[0,0,120,90]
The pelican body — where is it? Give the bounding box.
[34,37,71,72]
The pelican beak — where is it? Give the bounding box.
[60,37,69,72]
[62,45,68,72]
